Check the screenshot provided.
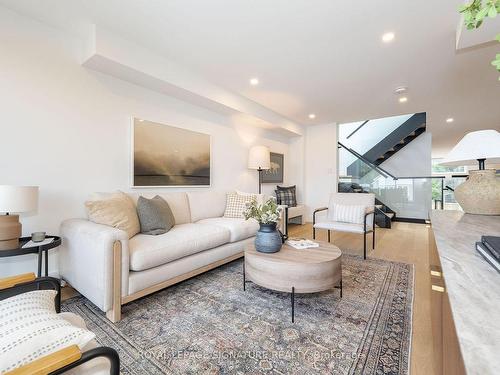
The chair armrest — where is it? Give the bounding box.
[5,345,82,375]
[59,219,129,314]
[6,345,120,375]
[0,275,61,312]
[0,273,36,290]
[365,206,375,214]
[313,207,328,224]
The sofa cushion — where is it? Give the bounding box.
[224,193,254,219]
[196,217,259,242]
[137,195,175,235]
[129,223,231,271]
[187,191,227,222]
[128,192,191,224]
[85,191,140,238]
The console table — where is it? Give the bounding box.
[429,211,500,375]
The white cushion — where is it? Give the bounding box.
[128,239,252,295]
[223,193,254,219]
[197,217,259,242]
[314,221,372,234]
[236,190,264,204]
[129,223,231,271]
[187,191,227,222]
[59,312,110,375]
[287,204,305,219]
[0,291,95,374]
[328,203,365,224]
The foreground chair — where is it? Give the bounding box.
[313,193,376,259]
[0,273,119,375]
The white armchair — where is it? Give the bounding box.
[313,193,376,259]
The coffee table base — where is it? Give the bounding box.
[243,261,342,323]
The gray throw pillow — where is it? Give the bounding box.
[136,195,175,235]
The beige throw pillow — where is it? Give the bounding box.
[85,191,140,238]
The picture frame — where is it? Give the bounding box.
[262,152,284,183]
[131,117,211,188]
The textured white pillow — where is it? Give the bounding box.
[224,193,255,218]
[0,290,95,373]
[329,204,366,224]
[236,190,264,205]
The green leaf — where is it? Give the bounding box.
[488,5,498,17]
[496,33,500,42]
[476,6,489,21]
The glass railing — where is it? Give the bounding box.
[338,143,457,221]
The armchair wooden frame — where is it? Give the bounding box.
[0,273,120,375]
[312,206,377,260]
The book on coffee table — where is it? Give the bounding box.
[481,236,500,260]
[475,242,500,273]
[286,238,320,250]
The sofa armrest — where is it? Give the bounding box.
[59,219,129,316]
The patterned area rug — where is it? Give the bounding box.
[62,255,413,375]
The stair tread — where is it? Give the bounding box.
[386,212,395,218]
[375,204,383,209]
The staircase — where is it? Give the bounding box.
[347,112,426,179]
[338,112,427,229]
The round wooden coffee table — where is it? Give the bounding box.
[244,240,342,322]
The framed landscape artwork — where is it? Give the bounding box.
[132,118,211,187]
[262,152,284,183]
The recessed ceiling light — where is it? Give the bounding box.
[249,78,259,86]
[382,32,395,43]
[399,97,408,103]
[308,113,316,119]
[138,119,144,122]
[446,117,454,123]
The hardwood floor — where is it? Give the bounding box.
[289,221,437,375]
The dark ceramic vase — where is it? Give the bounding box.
[255,222,282,253]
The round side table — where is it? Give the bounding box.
[0,236,61,277]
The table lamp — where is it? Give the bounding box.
[440,130,500,215]
[0,185,39,250]
[248,145,270,194]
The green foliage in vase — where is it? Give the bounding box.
[243,197,280,224]
[459,0,500,79]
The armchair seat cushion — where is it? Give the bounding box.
[129,223,231,271]
[287,204,305,219]
[59,313,110,375]
[196,217,259,242]
[0,291,95,374]
[314,221,373,234]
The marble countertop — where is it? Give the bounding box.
[430,210,500,375]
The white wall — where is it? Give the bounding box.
[0,7,297,277]
[304,123,338,218]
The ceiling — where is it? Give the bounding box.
[1,0,499,156]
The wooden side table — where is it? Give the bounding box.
[0,236,61,277]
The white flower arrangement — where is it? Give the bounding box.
[243,197,281,224]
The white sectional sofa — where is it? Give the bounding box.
[59,191,282,322]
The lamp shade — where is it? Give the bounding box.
[248,145,271,170]
[0,186,39,213]
[440,130,500,167]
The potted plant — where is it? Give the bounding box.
[243,197,283,253]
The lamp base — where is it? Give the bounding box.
[455,169,500,215]
[0,215,21,250]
